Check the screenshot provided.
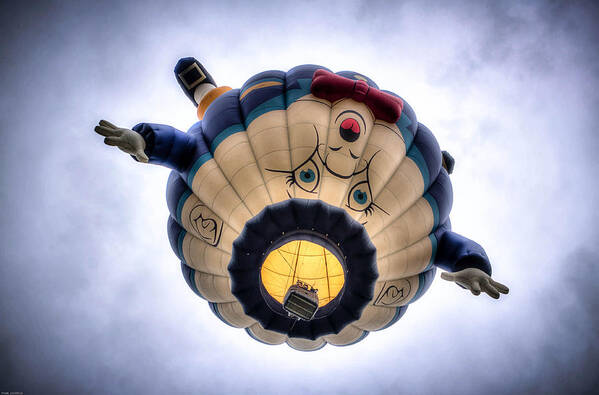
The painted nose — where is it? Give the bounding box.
[339,118,360,142]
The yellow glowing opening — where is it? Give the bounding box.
[261,240,345,307]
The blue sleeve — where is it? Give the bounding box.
[434,231,492,276]
[132,123,196,173]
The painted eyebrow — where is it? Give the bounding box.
[335,110,366,129]
[374,122,404,142]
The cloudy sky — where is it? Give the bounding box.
[1,0,598,393]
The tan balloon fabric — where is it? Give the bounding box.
[212,132,272,215]
[246,110,293,203]
[352,304,398,331]
[189,158,252,233]
[193,271,236,303]
[286,95,330,199]
[375,237,433,281]
[370,197,435,258]
[180,233,231,276]
[360,157,425,235]
[323,324,366,346]
[286,337,326,351]
[246,323,287,345]
[213,302,257,328]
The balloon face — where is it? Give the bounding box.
[165,65,448,350]
[265,103,393,228]
[267,97,384,216]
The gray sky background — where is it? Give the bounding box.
[1,0,598,393]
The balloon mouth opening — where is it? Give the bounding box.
[260,230,347,320]
[229,198,378,338]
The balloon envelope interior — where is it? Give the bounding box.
[261,239,345,308]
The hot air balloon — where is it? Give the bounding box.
[94,57,509,351]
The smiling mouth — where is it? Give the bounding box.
[329,146,360,160]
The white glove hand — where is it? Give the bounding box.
[441,268,509,299]
[94,120,149,163]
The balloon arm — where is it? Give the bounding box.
[94,120,148,163]
[440,268,509,299]
[433,230,492,276]
[131,123,197,172]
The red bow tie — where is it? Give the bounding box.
[310,69,404,123]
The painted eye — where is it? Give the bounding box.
[339,118,361,142]
[292,159,320,193]
[353,189,368,204]
[300,169,315,183]
[347,181,372,213]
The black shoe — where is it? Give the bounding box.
[174,57,216,106]
[442,150,455,174]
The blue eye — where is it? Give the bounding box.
[300,169,315,183]
[353,189,367,204]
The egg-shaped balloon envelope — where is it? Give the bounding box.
[156,64,452,351]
